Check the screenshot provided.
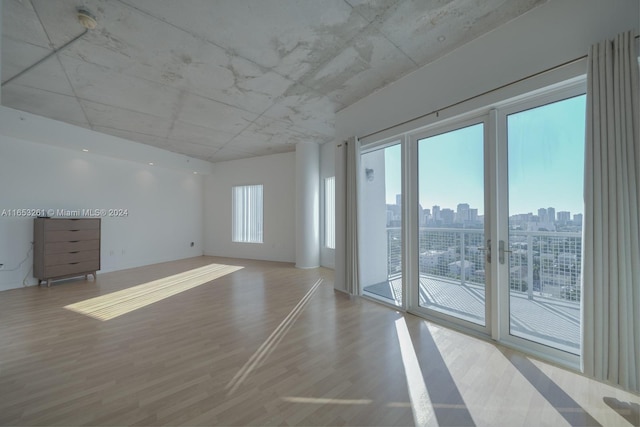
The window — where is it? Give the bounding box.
[503,93,586,355]
[324,177,335,249]
[232,185,263,243]
[359,78,586,367]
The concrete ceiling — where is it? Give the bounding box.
[1,0,545,163]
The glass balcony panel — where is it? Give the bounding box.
[506,94,585,354]
[417,123,486,326]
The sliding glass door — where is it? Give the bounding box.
[498,91,586,357]
[358,80,586,365]
[413,120,489,330]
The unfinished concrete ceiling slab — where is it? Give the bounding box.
[1,0,546,163]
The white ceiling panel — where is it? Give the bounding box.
[167,120,234,150]
[1,37,51,85]
[176,93,259,136]
[80,100,172,138]
[2,0,49,48]
[2,0,547,163]
[58,54,181,119]
[2,84,89,126]
[92,125,168,149]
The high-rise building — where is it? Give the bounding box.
[456,203,470,223]
[396,194,402,207]
[432,205,441,221]
[441,208,454,224]
[538,208,547,223]
[573,213,583,225]
[469,208,478,223]
[557,211,571,224]
[547,207,556,222]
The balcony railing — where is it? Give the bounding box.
[372,226,582,351]
[386,227,582,302]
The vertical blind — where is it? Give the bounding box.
[325,177,335,249]
[232,184,263,243]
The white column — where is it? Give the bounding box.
[295,142,320,269]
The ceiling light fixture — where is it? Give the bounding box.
[437,35,446,42]
[82,149,89,152]
[148,162,154,166]
[77,7,98,30]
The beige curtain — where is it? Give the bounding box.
[345,137,360,295]
[334,137,360,295]
[582,30,640,392]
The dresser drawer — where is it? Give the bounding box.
[44,250,100,267]
[44,219,100,231]
[45,260,100,278]
[34,218,101,287]
[45,229,100,242]
[45,240,100,255]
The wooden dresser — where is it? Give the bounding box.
[33,218,101,287]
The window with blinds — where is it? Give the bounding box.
[232,184,263,243]
[324,177,335,249]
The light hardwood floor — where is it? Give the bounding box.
[0,256,638,426]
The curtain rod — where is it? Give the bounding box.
[359,34,640,141]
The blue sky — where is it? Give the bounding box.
[384,94,586,217]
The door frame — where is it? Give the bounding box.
[407,113,492,336]
[493,80,586,369]
[356,76,587,370]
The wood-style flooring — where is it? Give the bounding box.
[0,256,638,426]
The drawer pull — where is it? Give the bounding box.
[70,230,79,232]
[69,240,79,243]
[69,262,80,265]
[69,251,79,254]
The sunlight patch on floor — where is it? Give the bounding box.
[64,263,243,321]
[282,396,372,405]
[226,278,323,395]
[395,317,437,427]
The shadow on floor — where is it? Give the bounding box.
[406,317,476,426]
[498,347,601,426]
[603,397,639,426]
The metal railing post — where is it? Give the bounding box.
[387,228,391,279]
[460,230,465,286]
[527,233,534,300]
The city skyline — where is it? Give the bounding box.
[387,197,583,225]
[383,94,586,216]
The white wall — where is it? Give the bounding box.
[0,132,204,292]
[319,140,336,269]
[336,0,639,140]
[204,152,295,263]
[359,149,388,286]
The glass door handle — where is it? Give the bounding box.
[499,240,513,264]
[478,239,491,263]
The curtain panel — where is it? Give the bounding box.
[582,30,640,392]
[334,137,360,295]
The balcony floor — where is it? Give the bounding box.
[363,275,580,354]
